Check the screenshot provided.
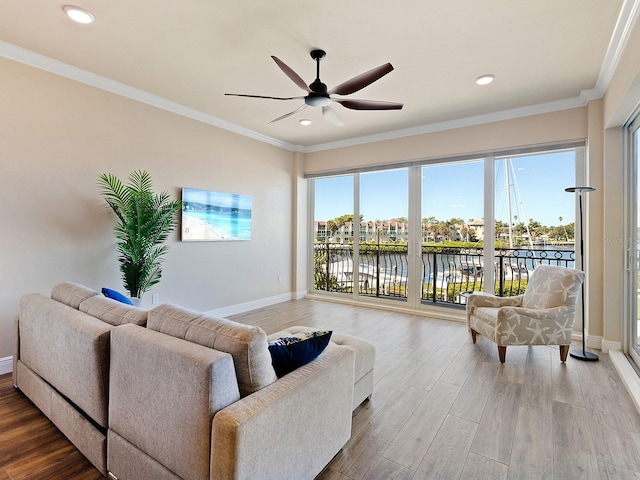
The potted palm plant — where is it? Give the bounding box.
[98,170,182,302]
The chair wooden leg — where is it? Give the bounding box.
[498,345,506,363]
[559,345,569,362]
[470,329,477,344]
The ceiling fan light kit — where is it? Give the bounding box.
[226,49,403,126]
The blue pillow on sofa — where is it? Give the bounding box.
[268,330,332,378]
[102,287,134,305]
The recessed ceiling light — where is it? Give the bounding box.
[475,74,495,86]
[63,6,95,24]
[299,119,312,126]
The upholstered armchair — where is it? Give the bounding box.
[466,264,585,363]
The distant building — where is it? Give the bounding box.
[466,219,484,241]
[314,218,485,243]
[314,220,409,243]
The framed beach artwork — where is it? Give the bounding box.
[181,188,252,241]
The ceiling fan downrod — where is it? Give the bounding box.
[309,49,328,95]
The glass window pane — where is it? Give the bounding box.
[313,175,354,293]
[421,160,484,304]
[494,152,576,297]
[359,169,408,301]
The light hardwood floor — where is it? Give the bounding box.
[3,298,640,479]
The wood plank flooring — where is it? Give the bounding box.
[2,298,640,479]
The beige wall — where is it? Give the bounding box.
[3,12,640,361]
[305,108,587,175]
[587,99,605,340]
[0,57,294,358]
[600,12,640,350]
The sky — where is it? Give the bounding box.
[183,187,252,210]
[314,151,578,227]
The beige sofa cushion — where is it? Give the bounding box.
[51,281,100,309]
[147,304,277,397]
[79,295,148,326]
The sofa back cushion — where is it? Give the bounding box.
[80,295,148,326]
[147,304,277,397]
[51,282,100,309]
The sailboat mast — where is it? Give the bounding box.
[509,159,534,248]
[505,160,514,249]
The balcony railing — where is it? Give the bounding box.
[313,242,575,307]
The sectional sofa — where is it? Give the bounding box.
[12,282,375,480]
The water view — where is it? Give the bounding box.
[312,150,579,307]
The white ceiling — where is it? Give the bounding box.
[0,0,635,150]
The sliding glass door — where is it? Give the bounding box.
[359,169,409,302]
[312,175,354,293]
[421,160,484,304]
[310,146,580,315]
[626,113,640,366]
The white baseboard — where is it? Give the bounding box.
[571,332,607,352]
[601,339,621,353]
[0,356,12,375]
[610,350,640,415]
[588,334,604,351]
[294,290,308,300]
[203,292,294,318]
[304,293,467,323]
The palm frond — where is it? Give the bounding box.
[98,170,181,299]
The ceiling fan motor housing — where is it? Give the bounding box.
[305,92,331,107]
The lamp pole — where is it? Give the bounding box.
[565,186,598,361]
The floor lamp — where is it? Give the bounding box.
[565,186,599,361]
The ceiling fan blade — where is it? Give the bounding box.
[334,99,404,110]
[271,56,311,93]
[322,106,344,127]
[269,104,308,123]
[225,93,304,101]
[328,63,394,95]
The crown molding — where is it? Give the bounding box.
[1,0,637,155]
[0,40,298,152]
[595,0,640,93]
[303,95,591,153]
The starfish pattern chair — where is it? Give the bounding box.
[466,264,585,363]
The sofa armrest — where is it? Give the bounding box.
[211,345,355,480]
[467,293,523,309]
[108,324,241,480]
[466,293,523,324]
[18,293,113,427]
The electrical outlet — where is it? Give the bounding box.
[278,274,284,283]
[152,294,159,304]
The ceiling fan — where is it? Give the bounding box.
[225,49,403,126]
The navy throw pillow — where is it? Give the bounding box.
[102,287,134,305]
[268,330,332,378]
